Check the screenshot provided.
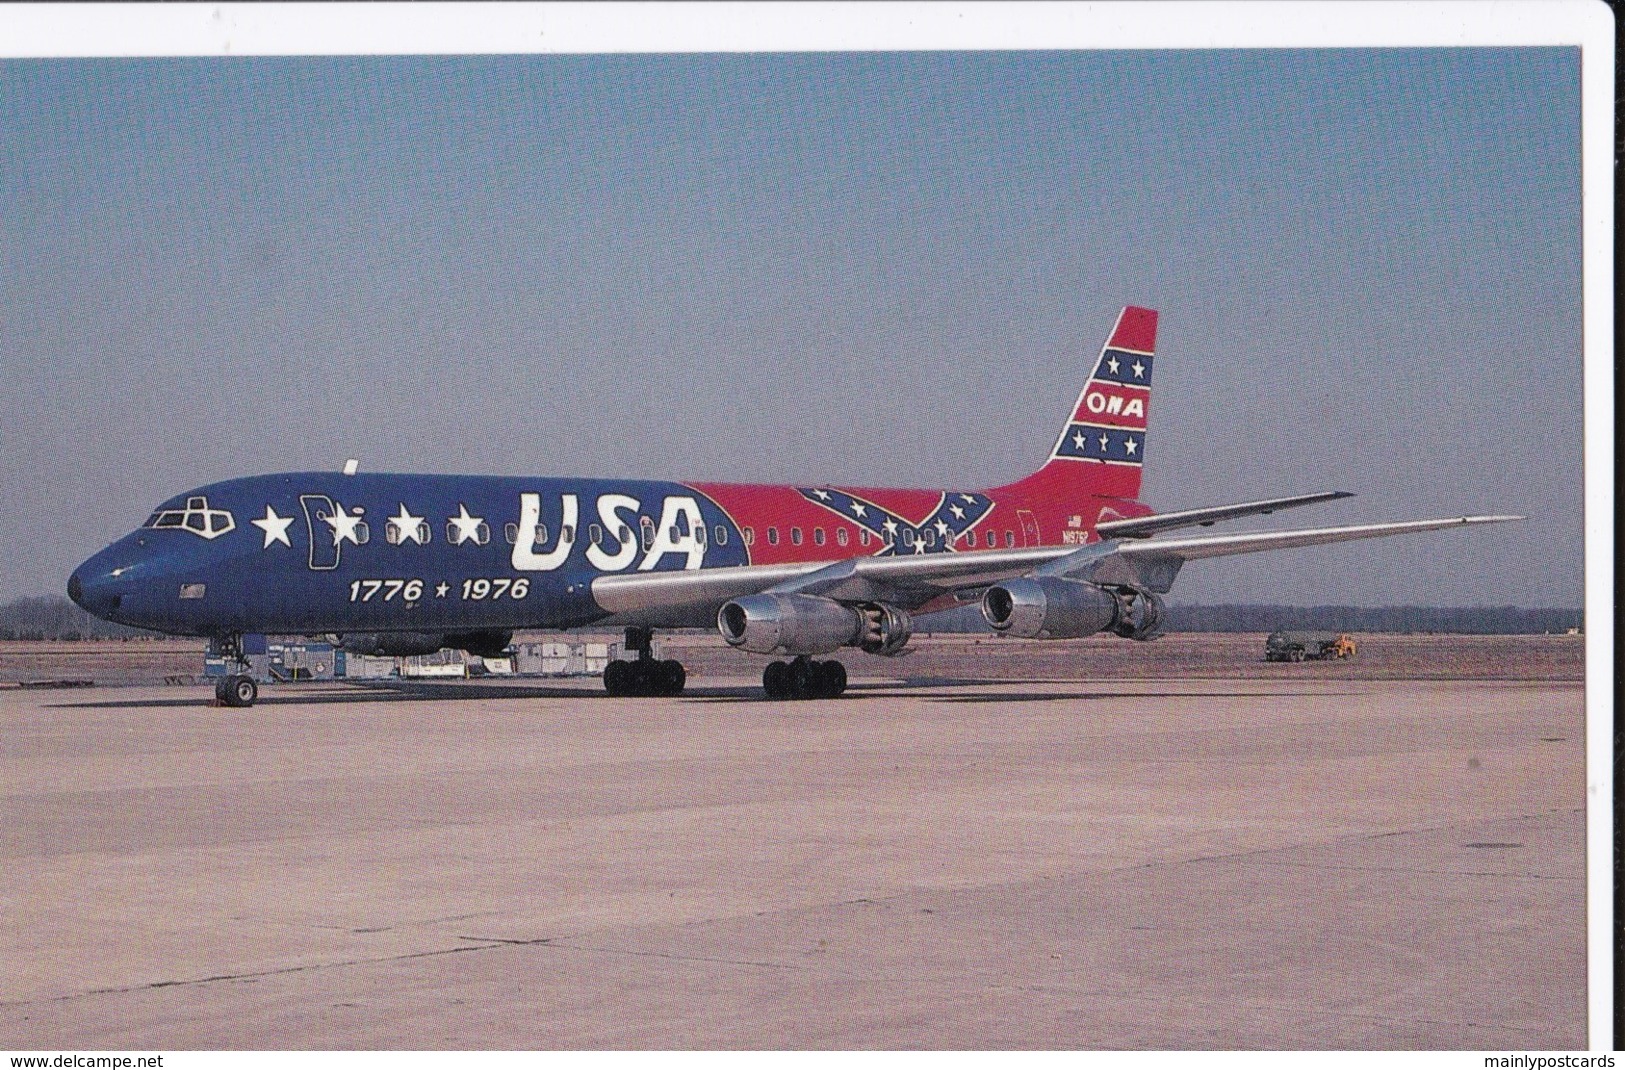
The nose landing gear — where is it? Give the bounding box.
[210,634,259,708]
[602,627,687,697]
[215,673,258,708]
[763,655,846,700]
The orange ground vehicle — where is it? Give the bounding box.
[1265,631,1357,661]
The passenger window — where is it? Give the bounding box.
[860,530,871,547]
[417,521,431,544]
[901,529,914,547]
[813,528,825,546]
[1005,530,1015,547]
[669,526,681,542]
[640,519,655,551]
[836,529,848,547]
[985,530,996,548]
[743,527,755,546]
[353,522,370,545]
[767,527,779,546]
[923,528,936,547]
[696,525,707,547]
[505,523,518,545]
[590,523,603,544]
[560,525,574,543]
[476,522,490,545]
[619,524,633,545]
[714,525,728,546]
[790,527,802,546]
[534,523,549,546]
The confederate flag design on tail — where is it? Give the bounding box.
[989,306,1157,505]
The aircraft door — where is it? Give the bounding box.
[301,495,340,571]
[1018,509,1041,547]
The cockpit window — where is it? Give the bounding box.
[144,496,235,540]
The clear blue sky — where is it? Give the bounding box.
[0,49,1582,606]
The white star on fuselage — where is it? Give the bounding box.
[813,489,831,500]
[1125,437,1138,456]
[326,508,364,546]
[850,502,867,517]
[959,494,976,503]
[1107,356,1120,374]
[950,504,965,519]
[1131,360,1145,379]
[448,504,484,545]
[1099,433,1110,451]
[251,506,294,549]
[435,582,450,598]
[882,518,899,535]
[390,504,427,545]
[934,520,950,537]
[1073,431,1087,450]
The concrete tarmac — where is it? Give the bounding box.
[0,674,1585,1049]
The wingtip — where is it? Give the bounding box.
[1464,514,1525,524]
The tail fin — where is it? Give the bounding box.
[993,306,1157,503]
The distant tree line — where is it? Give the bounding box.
[0,595,1583,641]
[1157,603,1582,635]
[921,602,1582,635]
[0,596,157,640]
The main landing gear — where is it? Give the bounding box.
[603,626,687,697]
[762,656,847,700]
[210,634,259,708]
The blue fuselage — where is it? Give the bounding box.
[68,472,750,638]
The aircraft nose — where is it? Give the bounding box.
[68,562,124,620]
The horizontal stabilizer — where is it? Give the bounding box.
[1115,514,1524,563]
[1096,491,1355,539]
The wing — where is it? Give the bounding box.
[588,512,1522,625]
[1049,514,1525,593]
[589,546,1067,625]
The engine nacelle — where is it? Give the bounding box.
[334,629,513,659]
[857,602,914,656]
[1111,589,1165,641]
[982,579,1168,641]
[717,594,863,656]
[980,577,1122,640]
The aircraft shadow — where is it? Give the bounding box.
[49,680,1356,710]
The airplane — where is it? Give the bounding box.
[67,306,1519,708]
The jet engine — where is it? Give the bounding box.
[717,594,863,656]
[1109,588,1165,641]
[981,578,1167,641]
[333,629,513,659]
[857,602,913,656]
